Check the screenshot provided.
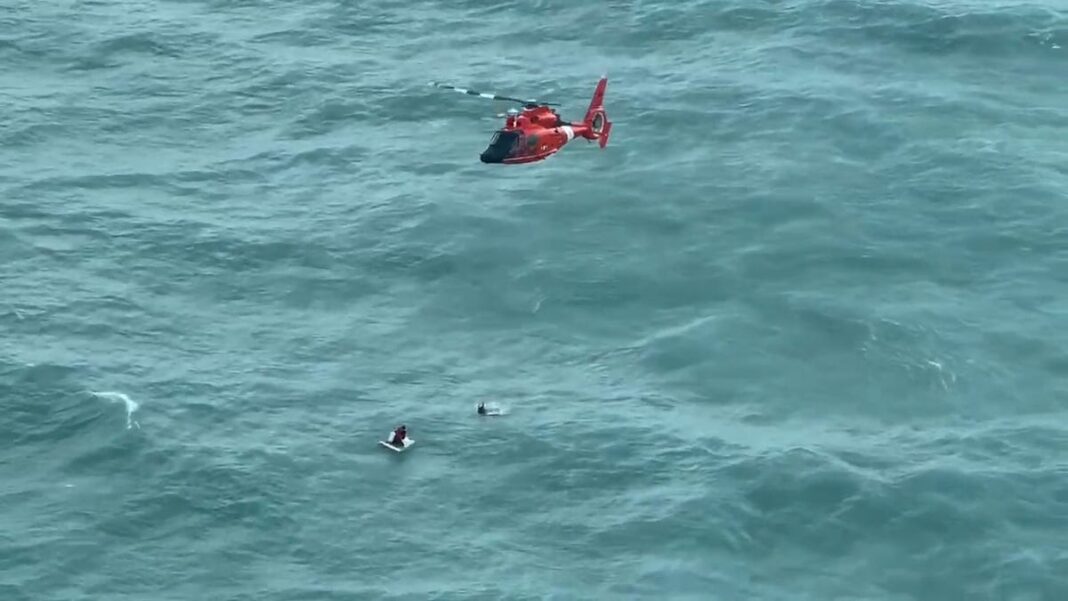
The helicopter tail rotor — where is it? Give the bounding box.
[581,75,612,149]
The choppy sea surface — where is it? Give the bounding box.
[3,1,1067,599]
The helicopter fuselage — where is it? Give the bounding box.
[480,105,592,164]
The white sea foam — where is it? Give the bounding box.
[91,391,141,430]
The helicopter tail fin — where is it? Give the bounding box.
[582,75,611,149]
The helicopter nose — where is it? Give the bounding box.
[480,152,502,164]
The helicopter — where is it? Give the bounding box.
[428,76,612,164]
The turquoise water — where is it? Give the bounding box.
[3,1,1067,599]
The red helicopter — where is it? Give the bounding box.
[429,76,612,164]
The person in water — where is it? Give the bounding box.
[390,425,407,446]
[477,403,486,415]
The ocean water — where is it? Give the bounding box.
[2,0,1067,599]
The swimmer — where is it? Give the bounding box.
[389,425,407,446]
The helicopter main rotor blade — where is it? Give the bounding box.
[428,81,558,106]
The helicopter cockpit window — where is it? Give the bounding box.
[480,130,521,163]
[490,131,518,149]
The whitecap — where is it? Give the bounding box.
[90,391,141,430]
